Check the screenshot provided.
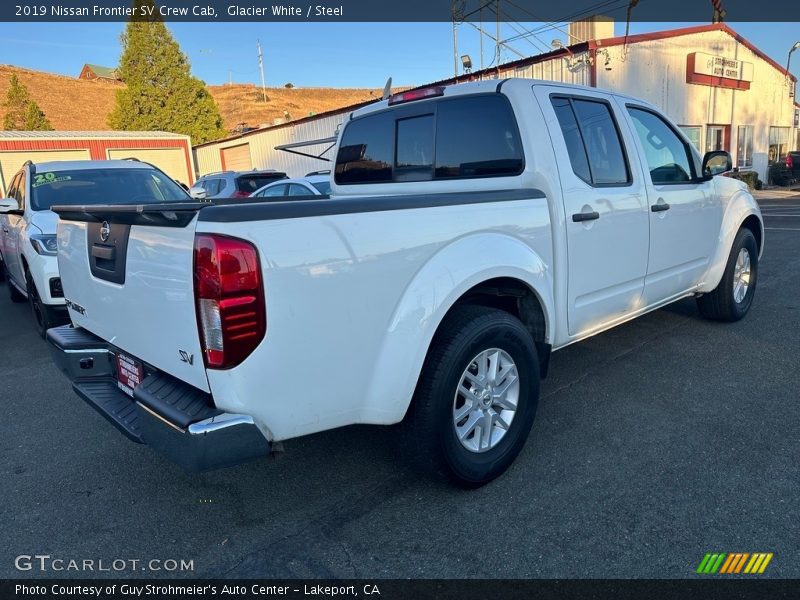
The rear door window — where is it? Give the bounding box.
[260,184,287,197]
[288,184,311,196]
[551,96,630,186]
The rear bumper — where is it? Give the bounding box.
[46,325,270,472]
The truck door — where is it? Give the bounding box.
[535,88,650,337]
[621,105,722,304]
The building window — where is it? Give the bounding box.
[679,126,702,151]
[768,126,790,164]
[737,126,754,169]
[706,125,728,152]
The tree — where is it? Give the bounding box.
[3,74,53,131]
[108,0,226,143]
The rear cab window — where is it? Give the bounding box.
[335,94,524,185]
[236,173,288,194]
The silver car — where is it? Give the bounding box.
[191,170,288,199]
[250,174,331,198]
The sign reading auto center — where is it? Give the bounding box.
[0,130,195,196]
[687,52,755,90]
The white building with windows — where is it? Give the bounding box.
[194,23,798,184]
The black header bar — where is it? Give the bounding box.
[2,0,800,22]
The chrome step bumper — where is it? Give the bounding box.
[47,325,270,472]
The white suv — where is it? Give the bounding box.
[0,159,190,337]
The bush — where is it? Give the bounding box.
[284,82,294,89]
[728,170,759,189]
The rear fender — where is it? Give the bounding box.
[360,232,553,424]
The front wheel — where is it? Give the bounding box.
[697,227,759,322]
[406,305,540,487]
[27,274,63,338]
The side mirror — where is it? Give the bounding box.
[702,151,732,177]
[188,186,207,200]
[0,198,21,214]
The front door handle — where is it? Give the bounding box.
[651,202,671,212]
[572,211,600,222]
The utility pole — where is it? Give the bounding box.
[257,39,267,102]
[453,21,458,78]
[495,0,500,66]
[479,6,484,72]
[710,0,725,23]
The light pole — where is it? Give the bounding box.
[786,42,800,97]
[786,41,800,78]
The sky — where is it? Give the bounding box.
[1,21,799,89]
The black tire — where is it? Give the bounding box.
[406,305,540,488]
[697,228,759,322]
[26,273,62,338]
[5,262,26,303]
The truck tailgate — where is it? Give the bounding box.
[55,206,209,392]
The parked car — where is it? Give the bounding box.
[0,159,191,337]
[785,151,800,180]
[190,170,287,199]
[251,175,331,198]
[47,79,763,486]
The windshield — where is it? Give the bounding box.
[311,181,331,195]
[30,168,191,211]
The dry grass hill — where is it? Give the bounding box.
[0,65,385,138]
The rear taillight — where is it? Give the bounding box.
[231,190,251,198]
[786,155,794,169]
[193,234,266,369]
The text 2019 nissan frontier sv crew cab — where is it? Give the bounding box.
[46,80,763,486]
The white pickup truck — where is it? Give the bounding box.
[47,80,763,486]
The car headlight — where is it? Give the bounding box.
[30,234,58,256]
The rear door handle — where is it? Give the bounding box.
[572,211,600,222]
[651,202,671,212]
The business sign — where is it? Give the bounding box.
[687,52,754,90]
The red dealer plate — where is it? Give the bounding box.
[115,352,144,398]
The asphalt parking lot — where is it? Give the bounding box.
[1,196,798,580]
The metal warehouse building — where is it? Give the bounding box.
[194,23,799,184]
[0,130,195,195]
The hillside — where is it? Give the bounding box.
[0,65,383,139]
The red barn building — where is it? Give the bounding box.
[78,64,122,83]
[0,131,195,195]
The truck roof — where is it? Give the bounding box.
[349,77,656,120]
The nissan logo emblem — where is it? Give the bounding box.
[100,221,111,242]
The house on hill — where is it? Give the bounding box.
[78,64,121,83]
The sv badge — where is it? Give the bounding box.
[179,350,194,365]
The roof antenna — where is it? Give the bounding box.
[382,77,393,100]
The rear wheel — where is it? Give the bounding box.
[5,263,26,303]
[26,273,63,338]
[406,305,540,487]
[697,228,758,322]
